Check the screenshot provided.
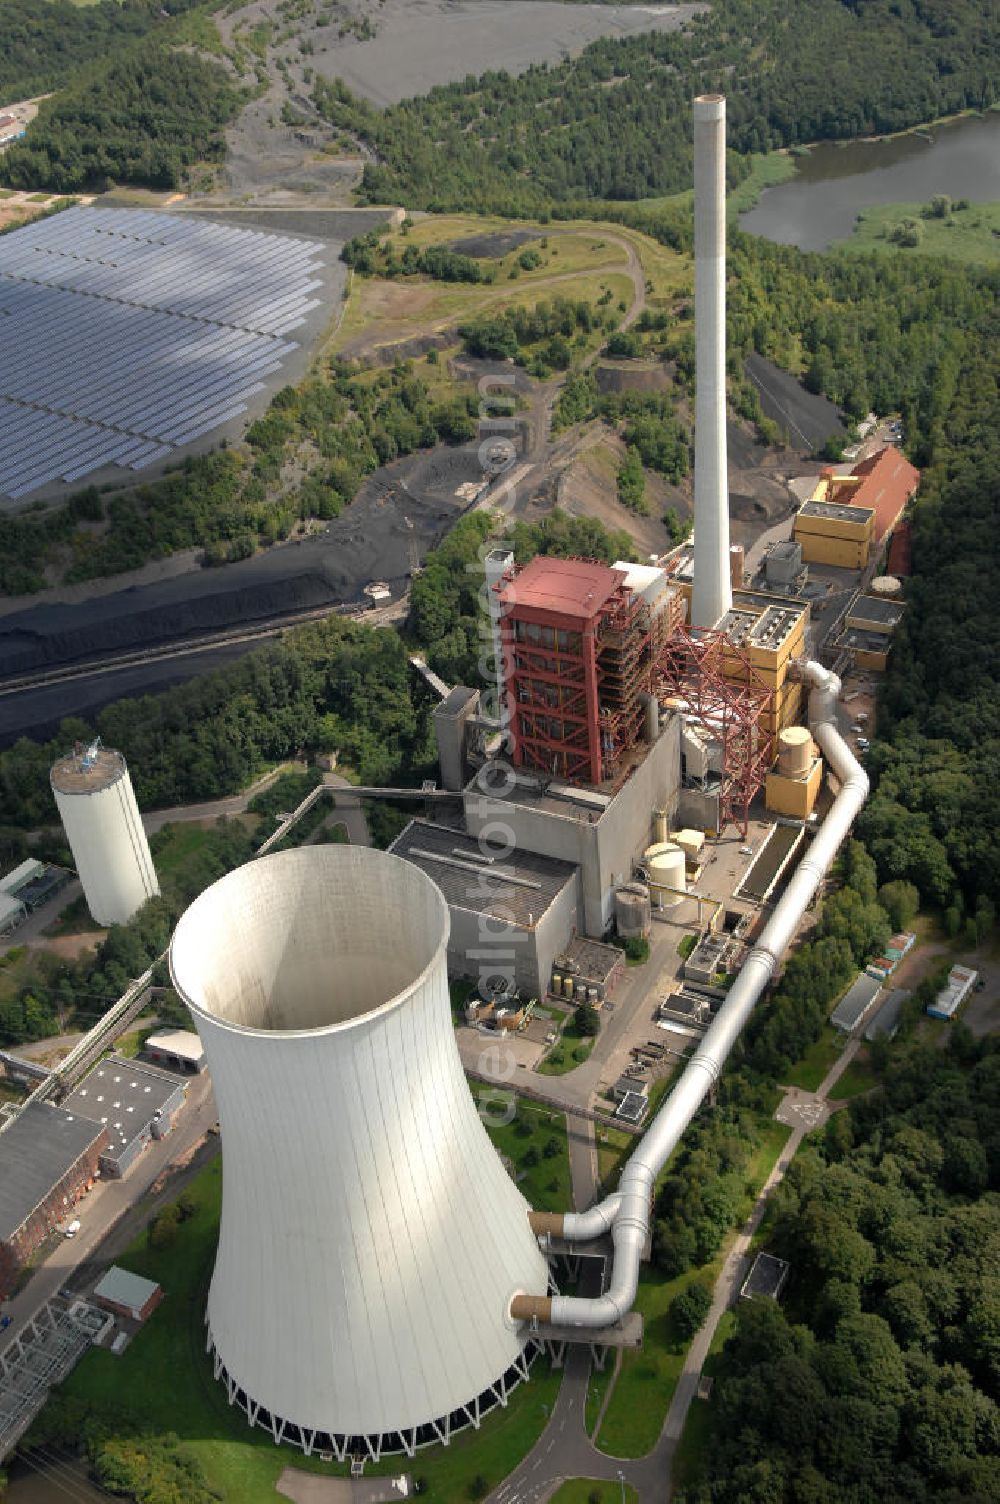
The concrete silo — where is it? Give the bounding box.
[169,844,547,1460]
[50,740,159,925]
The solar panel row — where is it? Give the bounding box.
[0,207,328,500]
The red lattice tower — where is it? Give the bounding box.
[655,626,774,836]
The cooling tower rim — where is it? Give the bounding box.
[169,844,451,1041]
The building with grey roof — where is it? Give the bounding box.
[61,1055,185,1178]
[0,1102,108,1296]
[389,818,579,999]
[831,972,882,1034]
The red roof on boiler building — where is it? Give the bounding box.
[499,555,625,621]
[850,445,920,541]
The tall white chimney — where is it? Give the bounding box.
[691,94,733,630]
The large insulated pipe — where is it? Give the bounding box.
[691,93,733,631]
[511,662,867,1328]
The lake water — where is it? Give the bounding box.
[739,112,1000,251]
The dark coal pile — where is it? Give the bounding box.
[0,444,483,683]
[745,354,846,453]
[0,643,261,747]
[449,230,539,259]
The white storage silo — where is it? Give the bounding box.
[169,844,547,1460]
[644,841,687,908]
[50,741,159,925]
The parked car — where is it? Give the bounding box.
[64,1219,81,1239]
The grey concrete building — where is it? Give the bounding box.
[61,1055,186,1178]
[390,819,579,999]
[462,716,682,936]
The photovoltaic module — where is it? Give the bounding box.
[0,207,326,500]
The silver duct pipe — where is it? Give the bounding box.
[512,662,868,1327]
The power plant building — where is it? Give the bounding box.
[793,445,920,568]
[50,742,159,926]
[0,1102,108,1297]
[61,1055,186,1178]
[170,846,548,1459]
[389,818,579,998]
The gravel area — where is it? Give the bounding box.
[307,0,704,107]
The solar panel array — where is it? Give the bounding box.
[0,207,326,500]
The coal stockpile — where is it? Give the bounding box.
[449,229,539,259]
[0,643,260,746]
[0,444,483,736]
[745,354,846,452]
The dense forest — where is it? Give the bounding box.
[314,0,999,212]
[680,1031,1000,1503]
[0,0,175,100]
[0,43,241,194]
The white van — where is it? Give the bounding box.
[64,1219,81,1239]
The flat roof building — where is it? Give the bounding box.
[62,1055,186,1178]
[0,1102,108,1296]
[927,965,978,1021]
[93,1266,162,1323]
[389,819,579,1000]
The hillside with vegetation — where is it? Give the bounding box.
[678,1031,1000,1503]
[314,0,1000,213]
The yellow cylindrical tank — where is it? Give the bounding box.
[563,975,575,1000]
[778,726,813,776]
[550,973,562,996]
[644,841,686,908]
[653,807,669,844]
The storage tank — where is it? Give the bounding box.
[550,972,562,996]
[563,975,576,1000]
[870,575,902,598]
[778,726,814,776]
[729,544,744,590]
[50,740,159,926]
[644,842,686,908]
[653,807,670,845]
[615,882,652,940]
[169,845,546,1460]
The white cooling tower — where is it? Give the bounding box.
[50,741,159,925]
[691,93,733,630]
[169,844,547,1460]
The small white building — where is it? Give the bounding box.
[927,965,978,1021]
[144,1029,206,1074]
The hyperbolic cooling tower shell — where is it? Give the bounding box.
[50,746,159,926]
[169,845,547,1459]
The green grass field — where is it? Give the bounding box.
[840,200,1000,264]
[473,1088,572,1211]
[595,1260,723,1457]
[59,1158,563,1503]
[828,1050,880,1101]
[550,1480,638,1504]
[726,151,799,218]
[594,1114,791,1456]
[783,1029,844,1091]
[537,1014,596,1075]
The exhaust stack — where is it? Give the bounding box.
[691,93,732,630]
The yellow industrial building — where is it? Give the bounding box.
[765,726,822,819]
[793,493,875,569]
[719,598,808,743]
